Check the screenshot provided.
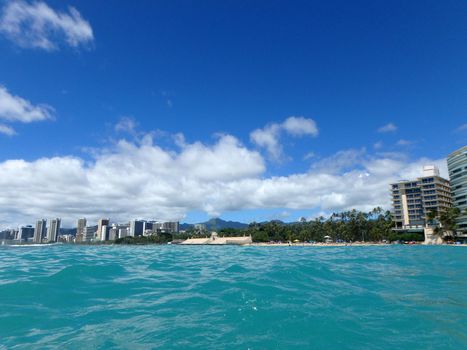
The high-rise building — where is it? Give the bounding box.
[109,227,118,241]
[18,225,35,242]
[76,218,86,242]
[97,218,110,239]
[77,218,86,235]
[83,226,95,242]
[161,221,179,233]
[153,221,180,233]
[100,225,109,241]
[129,220,144,236]
[447,146,467,233]
[33,219,47,243]
[143,221,153,234]
[391,166,452,230]
[47,218,61,243]
[118,226,128,238]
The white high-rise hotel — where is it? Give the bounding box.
[390,165,452,230]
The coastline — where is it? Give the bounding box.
[247,242,391,247]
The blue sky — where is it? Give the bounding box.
[0,0,466,227]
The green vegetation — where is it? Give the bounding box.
[113,207,467,244]
[432,207,462,239]
[115,232,172,245]
[178,208,394,243]
[439,207,461,232]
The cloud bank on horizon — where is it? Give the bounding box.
[0,115,449,228]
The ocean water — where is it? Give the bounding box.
[0,245,466,349]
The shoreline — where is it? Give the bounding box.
[2,241,465,247]
[247,242,392,247]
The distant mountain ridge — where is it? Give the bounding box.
[180,218,248,231]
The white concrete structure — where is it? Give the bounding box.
[423,227,444,245]
[181,232,252,245]
[423,165,440,177]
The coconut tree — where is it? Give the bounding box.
[425,209,438,227]
[438,207,461,240]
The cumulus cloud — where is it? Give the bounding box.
[250,123,282,160]
[0,85,53,123]
[312,148,366,173]
[0,124,16,136]
[250,116,318,160]
[0,130,447,229]
[377,123,397,133]
[396,139,415,146]
[115,116,137,134]
[282,116,318,137]
[0,134,265,227]
[0,85,53,136]
[0,0,93,50]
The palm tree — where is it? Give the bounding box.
[438,207,461,239]
[425,209,438,227]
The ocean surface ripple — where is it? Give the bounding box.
[0,245,466,349]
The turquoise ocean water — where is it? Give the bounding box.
[0,245,466,349]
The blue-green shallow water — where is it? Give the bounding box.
[0,246,466,349]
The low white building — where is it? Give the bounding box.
[181,232,252,245]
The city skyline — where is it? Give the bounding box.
[0,1,466,228]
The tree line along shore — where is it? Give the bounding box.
[114,207,459,245]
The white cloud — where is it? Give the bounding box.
[456,123,467,132]
[250,116,318,160]
[282,116,318,137]
[0,85,53,136]
[115,116,137,134]
[0,85,53,123]
[377,123,397,133]
[250,123,282,160]
[373,141,383,150]
[0,129,448,229]
[396,139,415,146]
[303,152,315,160]
[0,0,93,50]
[312,148,366,173]
[0,124,16,136]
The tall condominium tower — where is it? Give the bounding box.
[390,166,452,230]
[447,146,467,233]
[83,226,95,242]
[129,220,144,236]
[100,225,109,241]
[33,219,47,243]
[77,218,86,236]
[47,218,61,243]
[97,218,109,239]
